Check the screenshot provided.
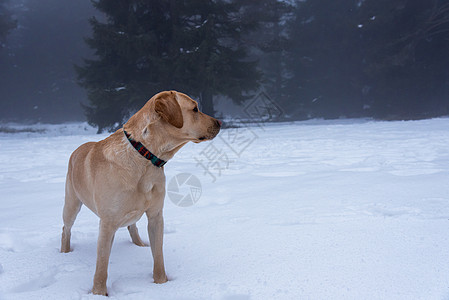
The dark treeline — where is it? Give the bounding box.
[0,0,96,123]
[1,0,449,130]
[285,0,449,121]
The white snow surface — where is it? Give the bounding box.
[1,119,449,300]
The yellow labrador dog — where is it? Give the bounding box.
[61,91,221,295]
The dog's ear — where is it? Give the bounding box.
[154,92,184,129]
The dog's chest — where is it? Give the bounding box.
[134,168,165,208]
[119,175,164,227]
[137,168,164,193]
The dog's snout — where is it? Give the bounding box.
[215,119,222,128]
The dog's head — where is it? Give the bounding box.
[147,91,221,143]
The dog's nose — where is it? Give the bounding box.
[216,119,222,127]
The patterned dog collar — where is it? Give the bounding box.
[123,129,167,168]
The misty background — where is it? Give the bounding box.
[0,0,95,123]
[1,0,448,129]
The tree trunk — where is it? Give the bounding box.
[200,90,216,117]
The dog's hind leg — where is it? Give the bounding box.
[61,179,82,253]
[127,223,148,247]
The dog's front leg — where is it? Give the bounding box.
[146,210,168,284]
[92,220,117,296]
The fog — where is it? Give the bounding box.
[1,0,448,126]
[0,0,96,123]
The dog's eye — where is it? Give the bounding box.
[193,107,198,113]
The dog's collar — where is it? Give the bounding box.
[123,129,167,168]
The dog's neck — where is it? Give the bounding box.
[124,130,167,168]
[122,126,187,167]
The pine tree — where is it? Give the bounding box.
[285,0,449,120]
[359,0,449,119]
[246,0,294,115]
[285,0,366,119]
[77,0,264,132]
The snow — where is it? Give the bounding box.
[1,118,449,299]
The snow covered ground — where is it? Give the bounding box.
[1,119,449,300]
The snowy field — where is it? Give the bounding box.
[1,119,449,300]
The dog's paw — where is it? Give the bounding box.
[153,274,168,284]
[60,247,72,253]
[92,286,108,296]
[133,241,149,247]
